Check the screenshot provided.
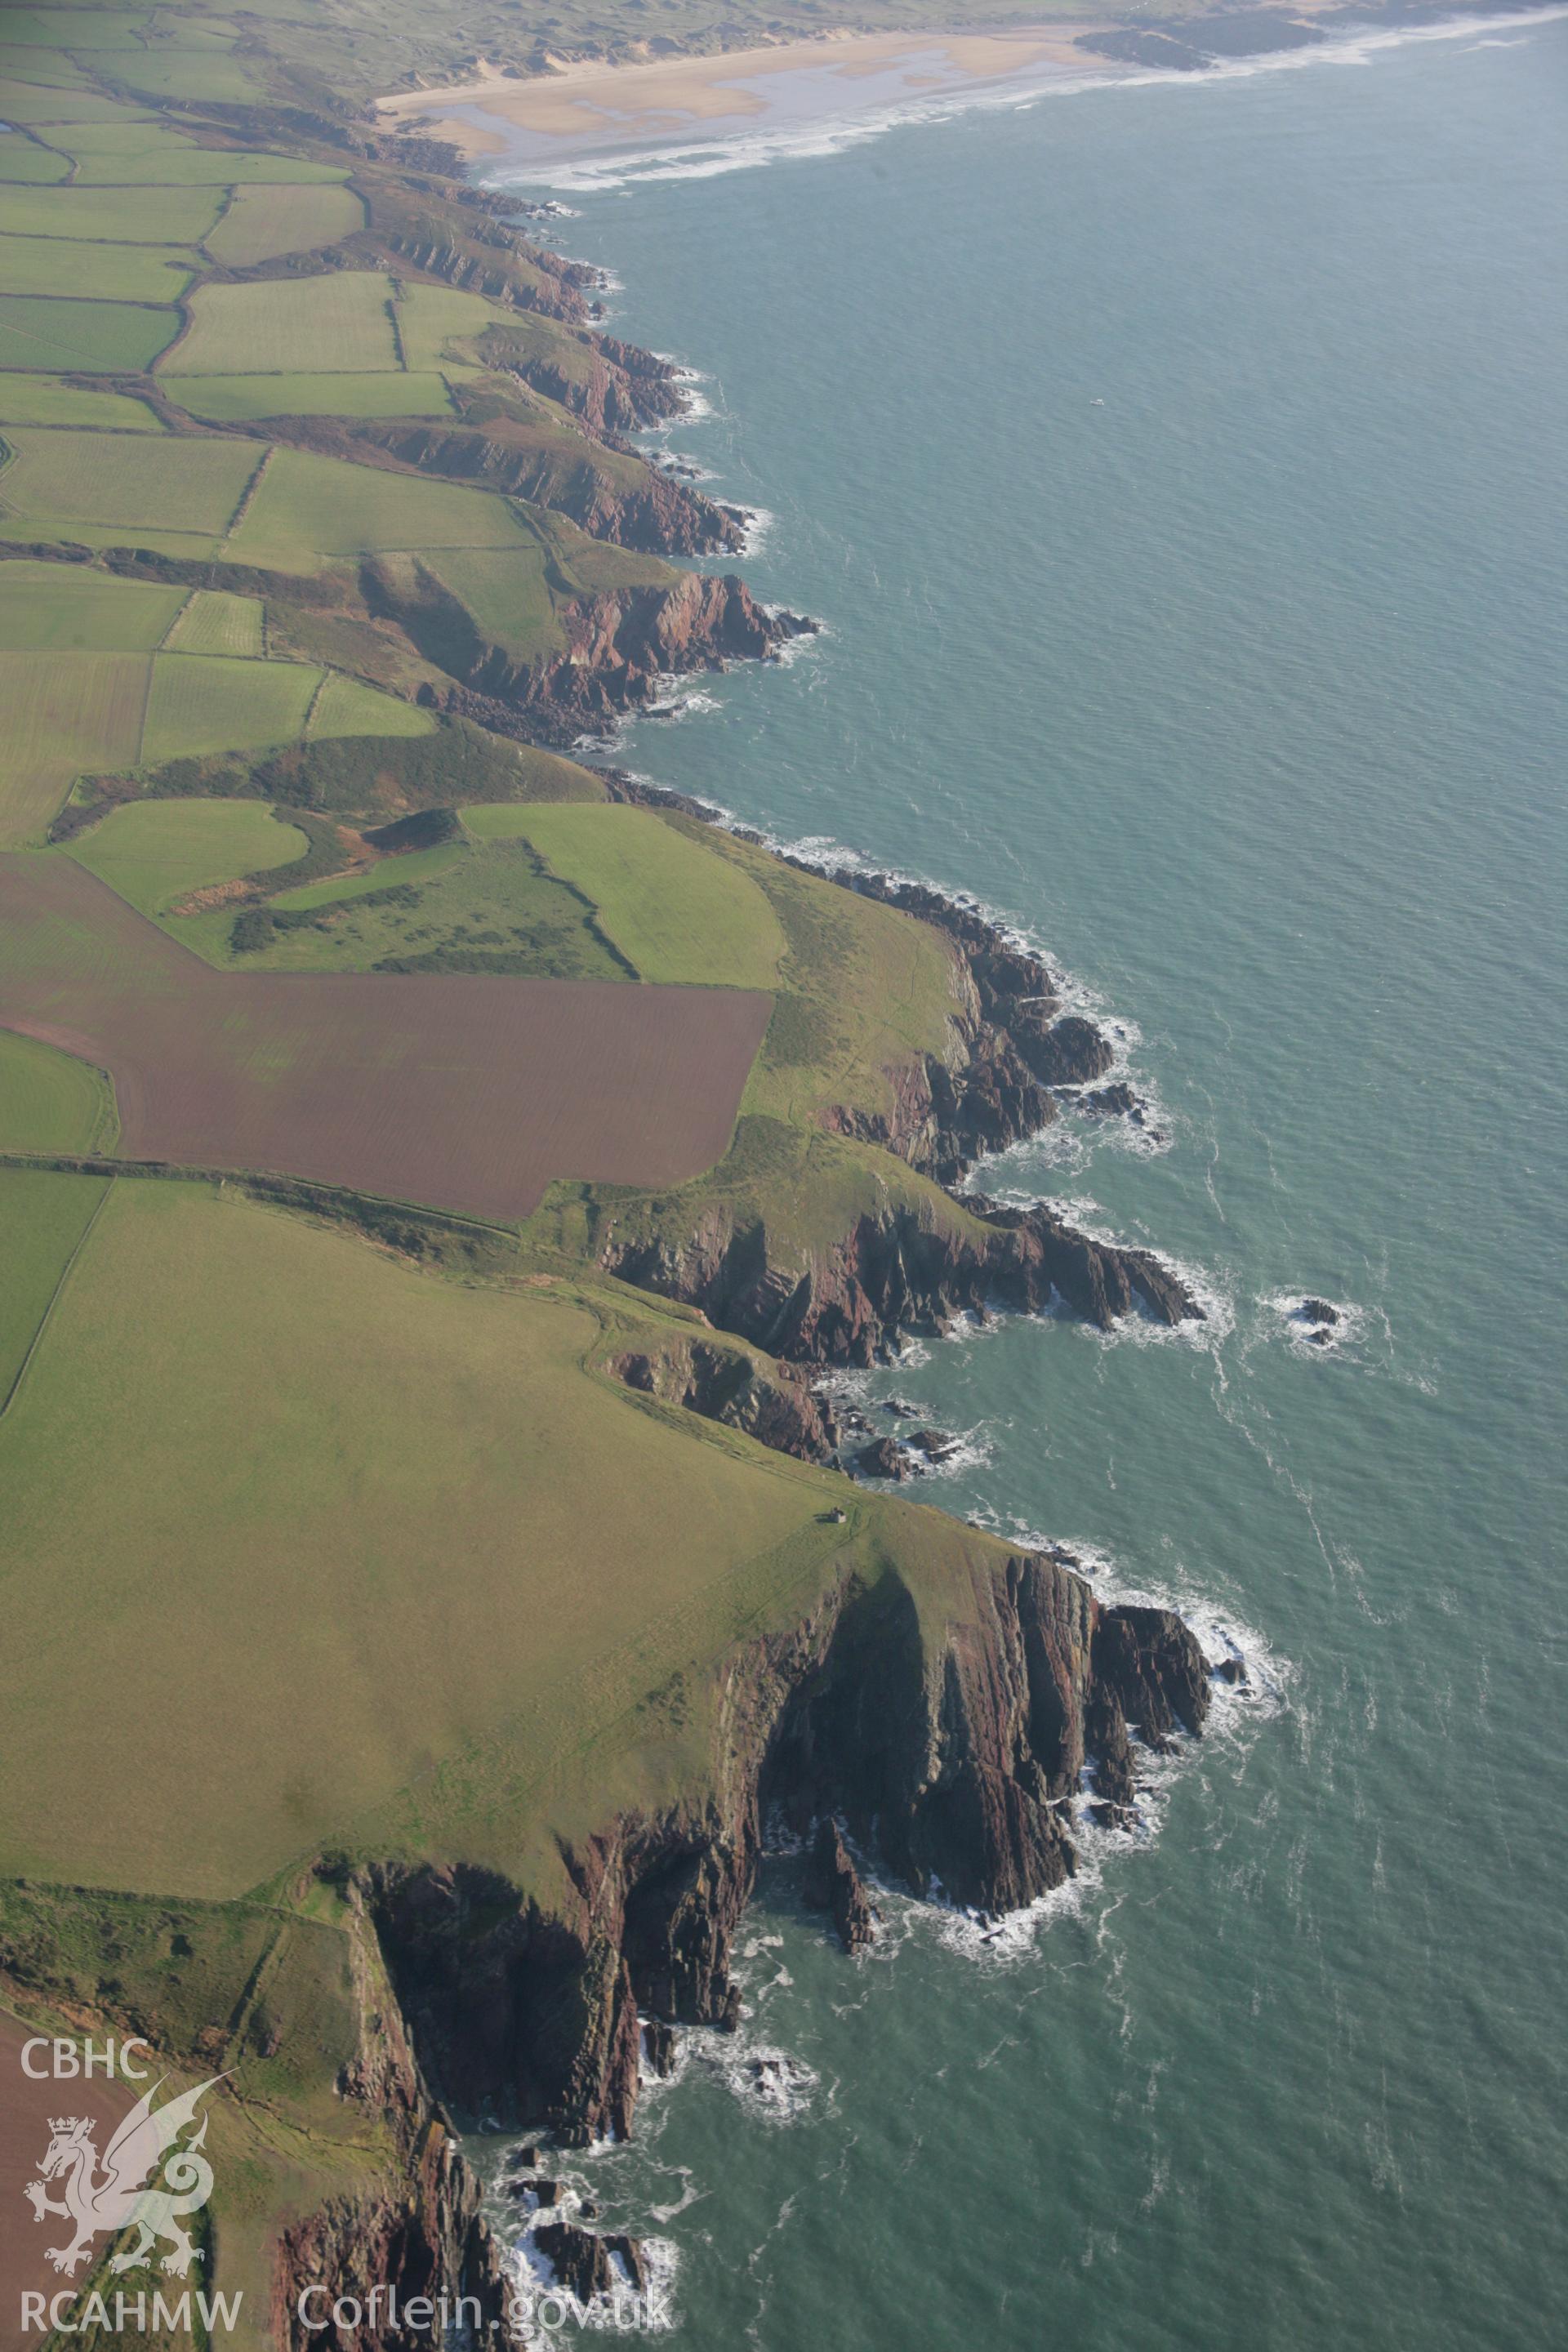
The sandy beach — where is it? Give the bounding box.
[376,26,1117,163]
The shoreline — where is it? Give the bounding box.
[376,2,1568,176]
[374,23,1124,163]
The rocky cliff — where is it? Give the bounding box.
[582,790,1192,1363]
[272,2125,514,2352]
[479,323,689,435]
[597,1191,1198,1369]
[610,1339,840,1461]
[372,564,813,742]
[270,1904,519,2352]
[294,412,746,556]
[363,1544,1211,2157]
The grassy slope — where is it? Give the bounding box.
[470,803,788,990]
[0,230,200,301]
[0,1031,117,1156]
[160,271,402,376]
[0,1180,841,1895]
[0,1886,398,2352]
[71,796,308,917]
[0,291,178,371]
[0,1167,110,1402]
[143,651,323,763]
[0,561,185,650]
[0,650,149,846]
[164,586,265,656]
[0,372,165,426]
[203,180,366,266]
[167,369,453,420]
[0,181,226,241]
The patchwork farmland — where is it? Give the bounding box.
[0,855,773,1219]
[160,271,402,375]
[202,180,366,266]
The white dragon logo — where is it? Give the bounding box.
[24,2074,225,2279]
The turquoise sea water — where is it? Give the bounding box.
[484,25,1568,2349]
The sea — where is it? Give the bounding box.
[473,20,1568,2348]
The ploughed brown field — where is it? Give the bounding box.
[0,858,772,1221]
[0,2013,135,2351]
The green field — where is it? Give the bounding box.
[0,1169,112,1408]
[162,271,400,376]
[190,830,630,976]
[0,82,155,125]
[0,182,224,241]
[204,180,365,266]
[0,425,260,546]
[2,11,152,51]
[109,49,271,105]
[0,134,71,183]
[0,372,164,428]
[0,1180,838,1892]
[0,560,185,650]
[308,672,436,739]
[394,281,519,374]
[0,229,200,301]
[71,795,307,917]
[0,649,148,844]
[267,843,466,914]
[228,443,537,570]
[141,653,321,766]
[0,42,93,87]
[469,804,790,990]
[167,370,452,421]
[0,292,177,371]
[163,586,265,656]
[0,1032,115,1156]
[421,543,562,659]
[54,122,350,186]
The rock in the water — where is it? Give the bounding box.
[880,1396,921,1418]
[1080,1081,1138,1117]
[1301,1297,1339,1325]
[1011,1010,1115,1088]
[641,2020,677,2078]
[1093,1606,1211,1749]
[907,1427,959,1461]
[1214,1656,1249,1686]
[610,2234,648,2292]
[856,1435,916,1481]
[802,1819,876,1952]
[533,2220,647,2304]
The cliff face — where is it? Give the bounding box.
[238,412,745,557]
[364,1548,1211,2153]
[597,1193,1199,1369]
[270,1919,518,2352]
[272,2126,514,2352]
[479,327,688,436]
[394,569,813,742]
[610,1339,840,1461]
[575,799,1189,1364]
[332,416,746,555]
